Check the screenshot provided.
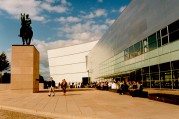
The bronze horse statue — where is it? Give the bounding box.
[19,13,33,45]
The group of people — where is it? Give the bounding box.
[47,77,67,96]
[97,80,143,94]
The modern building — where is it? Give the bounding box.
[48,40,98,85]
[87,0,179,89]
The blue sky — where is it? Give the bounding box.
[0,0,131,80]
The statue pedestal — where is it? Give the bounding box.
[11,45,39,93]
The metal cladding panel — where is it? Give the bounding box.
[47,40,98,83]
[88,0,179,81]
[49,52,88,67]
[47,40,98,58]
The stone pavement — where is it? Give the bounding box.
[0,89,179,119]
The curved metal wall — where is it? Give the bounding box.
[87,0,179,81]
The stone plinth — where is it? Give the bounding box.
[11,45,39,93]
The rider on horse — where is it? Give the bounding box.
[19,13,33,45]
[19,14,31,37]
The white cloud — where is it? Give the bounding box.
[0,0,43,20]
[56,16,81,23]
[45,0,56,4]
[82,9,107,19]
[95,9,107,17]
[0,0,71,22]
[98,0,103,3]
[111,9,117,13]
[57,21,107,43]
[61,0,71,6]
[105,19,115,26]
[119,5,126,13]
[40,2,68,13]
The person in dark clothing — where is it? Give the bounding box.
[61,79,67,95]
[48,77,55,96]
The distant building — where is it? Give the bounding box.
[87,0,179,89]
[47,40,98,85]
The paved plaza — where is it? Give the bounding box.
[0,89,179,119]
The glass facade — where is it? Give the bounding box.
[97,20,179,89]
[87,0,179,90]
[124,20,179,60]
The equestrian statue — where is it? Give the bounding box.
[19,13,33,45]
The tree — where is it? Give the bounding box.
[2,72,10,83]
[39,74,44,83]
[0,52,10,72]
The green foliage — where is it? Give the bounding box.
[0,52,10,72]
[39,75,44,83]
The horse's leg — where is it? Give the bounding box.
[27,38,29,45]
[22,38,25,45]
[29,37,32,45]
[26,38,28,45]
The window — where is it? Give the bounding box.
[157,31,161,47]
[134,41,142,56]
[142,67,149,74]
[123,20,179,60]
[142,67,150,87]
[161,27,168,36]
[162,36,168,45]
[168,20,179,33]
[172,61,179,89]
[150,65,159,73]
[148,33,157,51]
[129,45,135,58]
[159,62,172,88]
[161,27,169,45]
[150,65,160,88]
[169,30,179,42]
[169,20,179,42]
[124,48,129,60]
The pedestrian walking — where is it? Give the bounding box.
[61,79,67,95]
[48,77,55,96]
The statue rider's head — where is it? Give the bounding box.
[26,14,29,18]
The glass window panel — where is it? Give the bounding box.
[158,39,161,47]
[159,62,171,71]
[169,30,179,42]
[162,36,168,45]
[136,69,141,75]
[136,69,142,82]
[172,70,179,89]
[129,71,135,81]
[173,79,179,89]
[134,42,140,51]
[124,48,129,55]
[134,41,142,56]
[142,74,150,88]
[168,20,179,33]
[172,60,179,70]
[129,46,134,53]
[148,33,156,44]
[151,73,160,88]
[161,27,168,36]
[160,71,172,88]
[142,67,149,74]
[129,45,135,58]
[150,65,159,73]
[157,31,161,39]
[148,42,157,51]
